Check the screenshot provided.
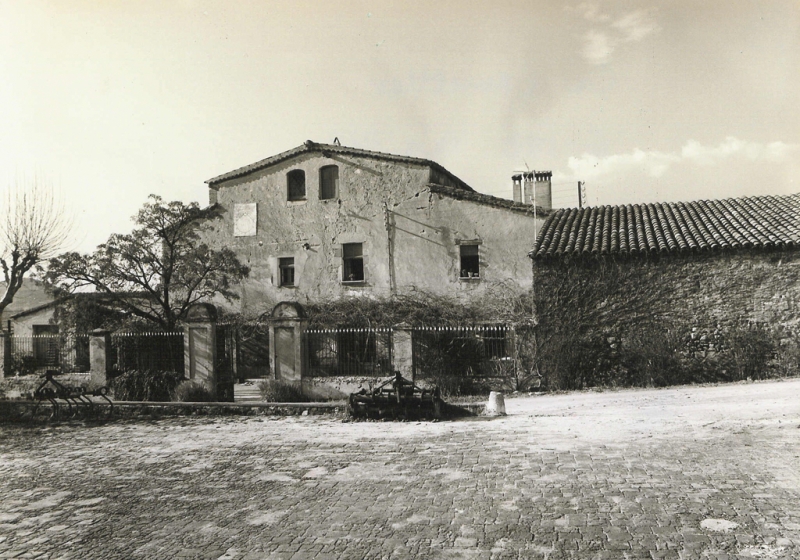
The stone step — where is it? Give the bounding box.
[234,383,263,403]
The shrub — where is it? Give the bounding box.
[172,380,215,402]
[110,369,184,401]
[258,379,309,402]
[8,355,38,377]
[719,324,775,381]
[774,340,800,377]
[621,325,684,387]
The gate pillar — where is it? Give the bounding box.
[183,303,226,400]
[268,302,307,385]
[392,322,414,381]
[89,329,111,387]
[0,331,9,378]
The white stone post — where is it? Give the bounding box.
[486,391,507,416]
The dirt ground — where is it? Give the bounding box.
[1,378,799,559]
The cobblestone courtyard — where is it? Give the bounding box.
[1,379,799,560]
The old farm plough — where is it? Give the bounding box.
[348,372,444,420]
[30,370,113,420]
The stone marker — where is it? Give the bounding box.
[486,391,506,416]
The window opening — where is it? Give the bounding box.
[342,243,364,282]
[320,165,339,200]
[460,245,480,278]
[279,257,295,287]
[287,170,306,200]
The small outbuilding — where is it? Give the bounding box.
[528,192,800,386]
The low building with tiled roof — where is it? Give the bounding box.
[201,140,552,312]
[529,192,800,384]
[531,193,800,259]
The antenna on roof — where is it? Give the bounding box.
[333,137,341,146]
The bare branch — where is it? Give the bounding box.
[0,178,74,321]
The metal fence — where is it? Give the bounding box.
[109,332,184,374]
[304,327,393,377]
[412,325,510,380]
[216,323,270,381]
[3,334,90,374]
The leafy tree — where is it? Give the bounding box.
[44,195,249,330]
[1,180,72,324]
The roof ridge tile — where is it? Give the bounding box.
[531,192,800,259]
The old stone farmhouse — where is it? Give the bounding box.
[203,140,552,314]
[530,192,800,349]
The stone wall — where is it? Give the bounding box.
[203,153,543,316]
[527,249,800,388]
[533,248,800,344]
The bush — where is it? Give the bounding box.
[258,380,309,402]
[719,325,775,381]
[621,325,684,387]
[774,340,800,377]
[8,355,39,377]
[172,380,215,402]
[110,369,184,401]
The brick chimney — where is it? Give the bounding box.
[512,170,552,210]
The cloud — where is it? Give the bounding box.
[568,4,660,64]
[566,148,677,180]
[612,10,660,43]
[681,137,800,165]
[582,31,615,64]
[570,2,611,23]
[563,137,800,181]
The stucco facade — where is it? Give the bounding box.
[0,280,57,336]
[203,142,547,315]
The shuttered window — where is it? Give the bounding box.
[320,165,339,200]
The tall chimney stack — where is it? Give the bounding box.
[512,174,523,203]
[511,170,552,210]
[532,171,552,211]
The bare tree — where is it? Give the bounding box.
[0,180,72,324]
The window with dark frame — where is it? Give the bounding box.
[287,170,306,200]
[279,257,295,287]
[459,244,480,278]
[342,243,364,282]
[319,165,339,200]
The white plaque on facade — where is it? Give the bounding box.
[233,203,257,237]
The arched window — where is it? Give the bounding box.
[287,170,306,201]
[319,165,339,200]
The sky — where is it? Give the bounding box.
[1,0,798,254]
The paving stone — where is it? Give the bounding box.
[1,380,799,559]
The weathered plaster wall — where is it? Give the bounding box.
[0,281,56,336]
[389,190,539,298]
[0,281,54,327]
[10,307,56,337]
[204,153,544,316]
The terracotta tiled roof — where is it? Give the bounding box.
[206,140,472,192]
[530,193,800,259]
[428,184,550,217]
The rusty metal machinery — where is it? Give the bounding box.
[348,371,443,420]
[30,370,113,420]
